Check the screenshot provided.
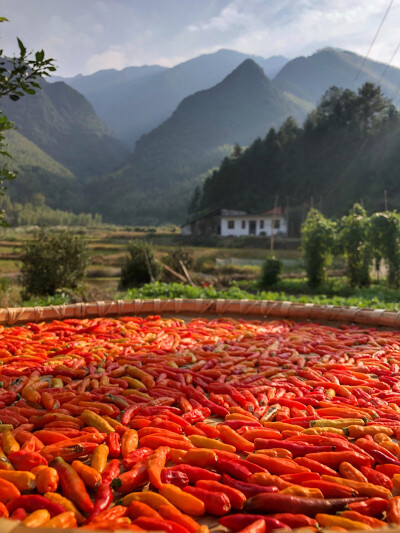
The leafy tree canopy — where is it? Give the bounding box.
[0,17,56,223]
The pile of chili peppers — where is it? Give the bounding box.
[0,316,400,531]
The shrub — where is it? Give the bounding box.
[339,204,371,288]
[119,240,161,289]
[301,209,336,287]
[20,230,89,297]
[261,256,282,287]
[370,211,400,288]
[162,248,194,281]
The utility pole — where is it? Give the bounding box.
[286,196,290,238]
[310,196,314,209]
[270,195,279,253]
[384,190,388,211]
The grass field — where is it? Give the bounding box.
[1,225,399,311]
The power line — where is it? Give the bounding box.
[324,0,396,199]
[354,0,394,85]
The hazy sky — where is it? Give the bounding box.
[2,0,400,77]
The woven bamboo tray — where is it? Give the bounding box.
[0,298,399,327]
[1,298,399,533]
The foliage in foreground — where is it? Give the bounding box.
[122,281,400,311]
[20,231,89,297]
[119,240,162,289]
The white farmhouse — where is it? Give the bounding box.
[220,207,287,237]
[181,207,287,237]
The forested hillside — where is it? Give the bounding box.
[196,83,400,228]
[1,79,129,178]
[1,130,84,211]
[87,59,306,225]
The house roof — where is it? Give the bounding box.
[221,207,285,218]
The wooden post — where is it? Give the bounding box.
[270,195,278,253]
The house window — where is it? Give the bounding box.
[228,220,235,229]
[259,220,264,229]
[273,219,280,229]
[241,220,246,229]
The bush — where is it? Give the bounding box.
[339,204,371,288]
[301,209,336,287]
[20,230,89,297]
[261,256,282,287]
[119,240,161,289]
[162,248,194,281]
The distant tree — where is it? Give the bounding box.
[0,17,56,224]
[119,240,161,289]
[20,231,89,297]
[301,209,336,287]
[231,143,243,158]
[369,211,400,288]
[188,185,201,214]
[339,204,371,287]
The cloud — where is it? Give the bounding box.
[2,0,400,76]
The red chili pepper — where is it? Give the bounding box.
[101,459,120,485]
[219,514,289,532]
[244,493,366,516]
[122,447,153,470]
[133,516,188,533]
[196,479,246,510]
[214,457,252,482]
[221,473,279,498]
[347,497,388,517]
[50,456,94,514]
[254,438,334,457]
[6,495,65,517]
[106,433,121,458]
[111,458,148,493]
[183,485,231,516]
[86,483,113,523]
[160,469,189,488]
[166,464,221,483]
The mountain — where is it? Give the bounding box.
[50,64,167,95]
[274,48,400,105]
[1,130,83,210]
[56,49,289,145]
[88,59,305,225]
[1,79,130,178]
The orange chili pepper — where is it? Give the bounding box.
[247,454,310,475]
[121,428,139,457]
[146,446,169,489]
[339,462,368,483]
[36,466,59,493]
[315,513,371,530]
[159,483,205,515]
[72,460,102,490]
[218,425,254,453]
[158,504,201,533]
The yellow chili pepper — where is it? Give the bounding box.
[23,509,51,527]
[316,513,372,530]
[2,429,20,455]
[91,443,109,473]
[121,491,174,509]
[188,435,236,453]
[80,410,115,433]
[44,492,85,524]
[43,511,77,529]
[310,418,367,428]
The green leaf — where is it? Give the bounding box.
[16,38,26,57]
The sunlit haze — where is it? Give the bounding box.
[1,0,400,77]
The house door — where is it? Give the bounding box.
[249,221,256,235]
